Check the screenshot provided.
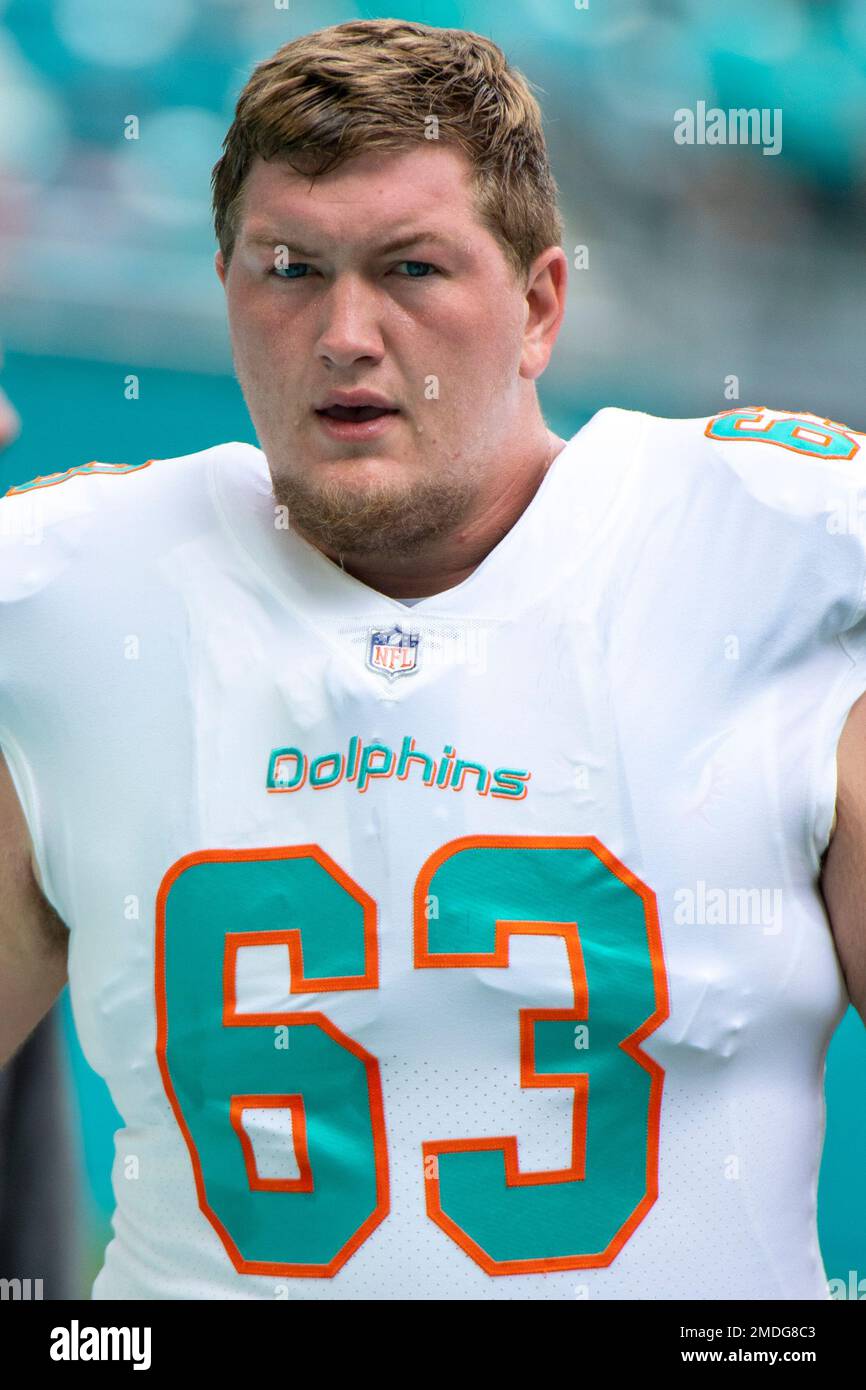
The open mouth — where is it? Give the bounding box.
[316,405,399,421]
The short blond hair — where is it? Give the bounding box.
[211,17,564,285]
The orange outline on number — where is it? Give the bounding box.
[155,843,389,1278]
[413,833,669,1276]
[705,406,861,460]
[4,458,157,496]
[229,1094,313,1193]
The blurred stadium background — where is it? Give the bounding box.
[1,0,866,1298]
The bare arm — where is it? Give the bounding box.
[820,688,866,1025]
[0,748,69,1067]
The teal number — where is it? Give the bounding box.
[155,846,387,1277]
[706,407,859,460]
[5,459,154,496]
[156,836,668,1278]
[416,837,668,1273]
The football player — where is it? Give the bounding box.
[2,18,865,1300]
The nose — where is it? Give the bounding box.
[315,275,385,370]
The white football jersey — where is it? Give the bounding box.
[2,404,865,1301]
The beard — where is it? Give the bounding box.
[271,462,478,559]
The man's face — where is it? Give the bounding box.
[215,143,554,559]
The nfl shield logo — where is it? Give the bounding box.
[366,624,421,680]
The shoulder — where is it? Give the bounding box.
[0,439,256,513]
[599,404,866,644]
[642,405,866,500]
[567,402,866,481]
[568,404,866,540]
[0,440,261,599]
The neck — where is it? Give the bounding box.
[302,427,568,600]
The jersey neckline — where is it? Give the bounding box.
[208,409,643,624]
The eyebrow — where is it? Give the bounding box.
[242,227,457,256]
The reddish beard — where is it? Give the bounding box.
[270,467,477,559]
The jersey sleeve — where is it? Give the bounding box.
[703,405,866,623]
[0,463,141,913]
[702,405,866,866]
[0,446,223,922]
[0,485,88,912]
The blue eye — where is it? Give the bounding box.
[271,262,311,280]
[268,260,438,282]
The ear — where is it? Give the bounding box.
[214,249,227,287]
[519,245,568,382]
